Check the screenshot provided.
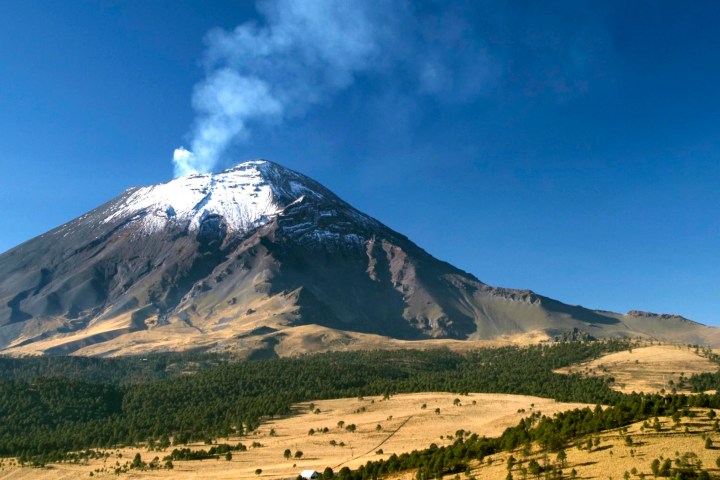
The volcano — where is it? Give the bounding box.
[0,160,717,356]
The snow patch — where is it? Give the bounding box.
[104,161,290,235]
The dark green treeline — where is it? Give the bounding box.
[0,341,629,459]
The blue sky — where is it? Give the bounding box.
[0,1,718,325]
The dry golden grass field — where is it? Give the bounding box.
[2,343,719,479]
[0,393,589,480]
[555,343,718,394]
[413,408,720,480]
[5,398,720,480]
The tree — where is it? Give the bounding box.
[556,449,567,468]
[225,452,232,461]
[337,421,345,429]
[651,458,660,477]
[659,459,671,477]
[255,468,262,475]
[528,459,541,479]
[653,417,662,431]
[284,449,292,459]
[294,451,303,459]
[323,467,334,479]
[672,411,682,425]
[435,408,441,415]
[706,437,713,449]
[522,443,532,458]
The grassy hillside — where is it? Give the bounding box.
[0,341,630,461]
[342,393,720,480]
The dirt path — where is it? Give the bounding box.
[335,415,414,468]
[0,393,592,480]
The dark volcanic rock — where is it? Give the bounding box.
[0,160,717,355]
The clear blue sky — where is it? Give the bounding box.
[0,1,718,325]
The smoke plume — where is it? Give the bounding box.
[171,2,558,176]
[173,0,387,176]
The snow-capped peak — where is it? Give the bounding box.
[103,160,323,234]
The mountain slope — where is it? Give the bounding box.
[0,160,717,356]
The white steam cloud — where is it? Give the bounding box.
[172,1,510,177]
[172,147,195,175]
[173,0,387,177]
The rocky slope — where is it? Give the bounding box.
[0,160,717,356]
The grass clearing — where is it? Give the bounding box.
[0,393,589,479]
[439,408,720,480]
[555,343,718,394]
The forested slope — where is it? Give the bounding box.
[0,341,630,460]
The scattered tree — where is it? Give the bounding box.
[556,450,567,468]
[528,459,541,480]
